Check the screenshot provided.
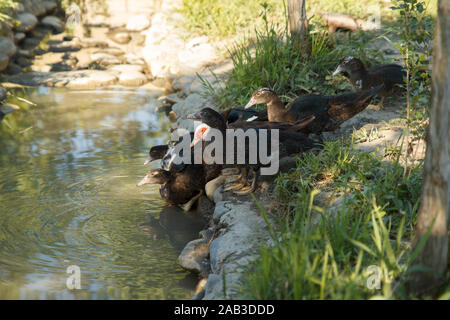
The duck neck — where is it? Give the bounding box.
[351,67,368,85]
[266,95,286,121]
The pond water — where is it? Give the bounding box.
[0,88,204,299]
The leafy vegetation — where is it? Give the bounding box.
[188,0,446,299]
[0,0,17,26]
[242,141,427,299]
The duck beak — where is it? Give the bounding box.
[143,155,153,165]
[332,65,343,76]
[244,98,255,109]
[190,137,200,148]
[186,111,202,121]
[137,175,151,187]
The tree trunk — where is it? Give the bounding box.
[287,0,308,47]
[408,0,450,296]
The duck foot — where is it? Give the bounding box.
[223,182,246,191]
[233,169,259,195]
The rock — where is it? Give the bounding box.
[202,274,223,299]
[172,75,196,94]
[16,13,38,32]
[142,35,185,78]
[16,3,25,13]
[178,238,210,275]
[42,0,57,13]
[125,53,145,66]
[90,52,121,66]
[40,16,64,33]
[5,63,22,75]
[126,14,151,31]
[138,82,166,98]
[17,49,32,58]
[22,37,40,49]
[94,47,124,57]
[212,201,231,223]
[80,38,109,48]
[0,53,9,72]
[0,37,16,57]
[14,32,26,43]
[0,86,7,101]
[172,93,207,121]
[49,39,81,52]
[118,70,148,86]
[111,32,131,44]
[6,70,118,88]
[191,290,205,300]
[107,64,144,74]
[177,37,217,74]
[205,176,226,202]
[165,93,184,105]
[150,78,173,94]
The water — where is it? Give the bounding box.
[0,87,204,299]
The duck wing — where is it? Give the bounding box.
[368,64,406,85]
[327,85,383,123]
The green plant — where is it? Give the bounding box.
[241,141,425,299]
[389,0,434,168]
[0,0,17,26]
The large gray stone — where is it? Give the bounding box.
[0,53,9,72]
[126,14,151,31]
[16,13,38,32]
[14,32,26,43]
[0,37,16,57]
[42,0,57,13]
[40,16,64,33]
[90,52,121,66]
[178,238,210,275]
[118,70,148,86]
[107,64,144,74]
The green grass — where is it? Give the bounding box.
[241,141,427,299]
[180,0,285,38]
[188,0,444,299]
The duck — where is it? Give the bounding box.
[187,108,320,194]
[243,86,382,134]
[221,107,267,124]
[144,144,169,165]
[137,166,205,208]
[332,56,406,106]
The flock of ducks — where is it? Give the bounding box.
[137,56,409,210]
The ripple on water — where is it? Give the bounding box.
[0,88,200,299]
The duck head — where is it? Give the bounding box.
[244,88,277,109]
[332,57,365,76]
[137,169,172,186]
[190,123,212,148]
[144,144,169,165]
[187,107,227,144]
